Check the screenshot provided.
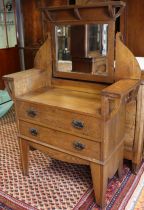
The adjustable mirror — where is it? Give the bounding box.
[41,1,125,83]
[55,24,108,75]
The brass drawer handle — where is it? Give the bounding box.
[27,109,37,118]
[29,128,38,136]
[72,120,84,129]
[73,141,85,151]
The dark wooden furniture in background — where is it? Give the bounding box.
[76,0,144,57]
[0,47,20,89]
[0,0,20,89]
[21,0,69,69]
[120,0,144,56]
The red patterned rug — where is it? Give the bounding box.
[0,107,144,210]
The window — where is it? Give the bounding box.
[0,0,17,49]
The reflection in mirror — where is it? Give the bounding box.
[55,24,108,75]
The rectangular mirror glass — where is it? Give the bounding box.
[55,24,108,75]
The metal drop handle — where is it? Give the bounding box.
[29,128,38,136]
[27,109,37,118]
[72,120,84,129]
[73,141,85,151]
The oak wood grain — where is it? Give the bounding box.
[115,33,141,81]
[16,100,102,141]
[3,2,142,208]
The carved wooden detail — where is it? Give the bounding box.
[115,32,141,81]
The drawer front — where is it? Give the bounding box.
[16,100,101,141]
[19,121,101,160]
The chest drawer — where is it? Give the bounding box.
[16,100,101,141]
[19,121,101,161]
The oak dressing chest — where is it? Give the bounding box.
[3,1,141,208]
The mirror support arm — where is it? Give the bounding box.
[73,8,82,20]
[108,4,125,19]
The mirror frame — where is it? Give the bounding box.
[52,21,115,83]
[41,2,126,83]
